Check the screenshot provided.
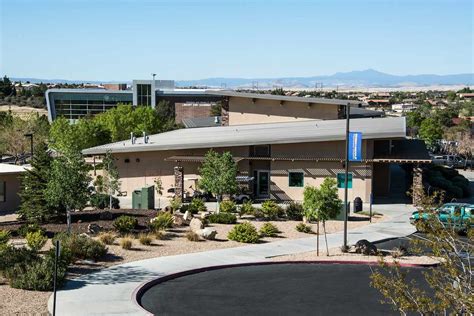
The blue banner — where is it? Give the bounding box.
[349,132,362,162]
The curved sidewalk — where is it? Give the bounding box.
[48,204,416,316]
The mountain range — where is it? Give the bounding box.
[11,69,473,89]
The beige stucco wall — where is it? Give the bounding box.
[0,173,22,212]
[228,97,339,125]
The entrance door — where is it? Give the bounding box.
[256,170,270,198]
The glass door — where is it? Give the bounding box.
[257,170,270,198]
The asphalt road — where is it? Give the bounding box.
[139,263,428,316]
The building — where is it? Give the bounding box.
[0,164,29,213]
[45,79,221,123]
[82,92,429,205]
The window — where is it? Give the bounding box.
[251,145,270,157]
[289,172,304,187]
[337,173,353,189]
[137,84,152,106]
[0,181,5,202]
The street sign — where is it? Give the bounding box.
[348,132,362,161]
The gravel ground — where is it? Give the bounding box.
[0,213,383,315]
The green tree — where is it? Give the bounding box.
[45,150,91,232]
[210,101,222,117]
[0,76,15,97]
[154,177,164,209]
[198,150,238,212]
[316,178,342,255]
[419,118,443,149]
[101,150,121,209]
[18,142,54,222]
[303,185,320,254]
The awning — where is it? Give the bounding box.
[165,156,246,163]
[373,139,432,163]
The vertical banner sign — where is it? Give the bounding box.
[348,132,362,162]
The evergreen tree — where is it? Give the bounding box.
[18,142,53,222]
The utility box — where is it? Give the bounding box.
[353,197,363,213]
[132,185,155,209]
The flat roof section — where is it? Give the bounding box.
[82,116,406,155]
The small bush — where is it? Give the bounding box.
[259,223,280,237]
[169,197,182,212]
[187,198,207,214]
[261,200,284,220]
[208,213,237,224]
[113,215,138,235]
[98,232,116,245]
[251,208,264,219]
[296,223,313,234]
[26,231,48,252]
[17,223,45,238]
[285,202,304,221]
[240,200,255,215]
[149,212,174,232]
[138,233,153,245]
[5,250,68,291]
[0,230,11,245]
[228,222,260,243]
[185,230,200,242]
[220,200,237,213]
[53,233,107,261]
[154,230,166,240]
[90,193,120,209]
[0,246,38,274]
[391,246,408,258]
[120,236,133,250]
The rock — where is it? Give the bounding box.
[183,211,193,222]
[87,223,102,235]
[200,211,210,219]
[79,232,91,238]
[354,239,378,255]
[197,227,217,240]
[100,211,113,220]
[173,215,185,226]
[189,218,204,232]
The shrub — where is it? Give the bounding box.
[138,233,153,245]
[0,246,38,275]
[187,198,207,214]
[90,193,120,209]
[259,223,280,237]
[261,200,284,220]
[296,223,313,234]
[240,200,255,215]
[26,231,48,252]
[0,230,11,245]
[149,212,174,232]
[208,212,237,224]
[185,230,200,242]
[113,215,138,234]
[154,230,166,240]
[98,232,116,245]
[228,222,260,243]
[285,202,304,221]
[169,197,182,212]
[220,200,237,213]
[5,250,68,291]
[120,236,133,250]
[53,233,107,261]
[251,208,264,219]
[17,223,45,238]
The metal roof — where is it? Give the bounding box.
[82,117,406,155]
[205,90,362,106]
[182,116,222,128]
[0,163,31,174]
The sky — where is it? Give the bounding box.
[0,0,473,81]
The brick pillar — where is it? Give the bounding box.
[412,166,423,205]
[221,97,229,126]
[174,166,184,200]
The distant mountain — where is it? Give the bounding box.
[10,69,473,88]
[176,69,473,88]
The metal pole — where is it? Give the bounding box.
[369,193,373,223]
[343,104,350,248]
[53,240,59,316]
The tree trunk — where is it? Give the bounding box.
[216,195,221,214]
[66,207,71,234]
[323,220,329,256]
[109,191,112,210]
[316,221,320,256]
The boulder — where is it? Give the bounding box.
[172,215,185,227]
[189,218,204,232]
[200,211,211,219]
[354,239,378,255]
[87,223,102,235]
[197,227,217,240]
[183,211,193,222]
[100,211,113,220]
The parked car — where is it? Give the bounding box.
[431,154,473,169]
[410,203,473,233]
[232,193,251,204]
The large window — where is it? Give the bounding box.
[137,84,152,106]
[337,173,353,189]
[0,181,5,202]
[289,172,304,187]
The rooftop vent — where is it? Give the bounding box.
[130,132,136,144]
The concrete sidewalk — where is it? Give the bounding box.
[48,204,416,316]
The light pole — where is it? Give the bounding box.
[343,104,350,249]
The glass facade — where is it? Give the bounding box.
[52,92,133,121]
[337,173,353,189]
[137,84,152,106]
[288,172,304,187]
